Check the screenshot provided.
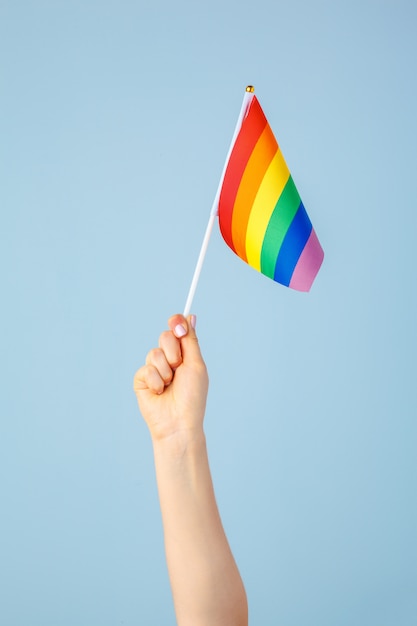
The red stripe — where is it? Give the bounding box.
[218,96,267,253]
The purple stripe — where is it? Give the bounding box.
[289,229,324,292]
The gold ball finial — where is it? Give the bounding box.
[246,85,255,92]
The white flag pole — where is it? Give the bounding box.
[183,87,255,317]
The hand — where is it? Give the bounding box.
[133,314,209,443]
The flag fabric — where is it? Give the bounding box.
[217,93,324,292]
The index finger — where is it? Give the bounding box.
[159,330,183,369]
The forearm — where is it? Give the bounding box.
[152,431,248,626]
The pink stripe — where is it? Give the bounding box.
[289,229,324,292]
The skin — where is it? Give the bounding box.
[133,314,248,626]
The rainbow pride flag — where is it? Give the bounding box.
[217,91,324,292]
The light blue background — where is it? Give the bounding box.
[1,1,416,624]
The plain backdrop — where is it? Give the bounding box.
[1,0,416,624]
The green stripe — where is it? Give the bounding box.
[260,176,301,278]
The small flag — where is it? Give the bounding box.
[217,91,324,292]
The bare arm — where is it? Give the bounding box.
[133,314,248,626]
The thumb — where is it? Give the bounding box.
[168,314,204,366]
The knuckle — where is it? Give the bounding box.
[133,366,148,393]
[146,347,163,364]
[159,330,172,345]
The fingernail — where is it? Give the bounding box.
[174,323,187,338]
[190,314,197,329]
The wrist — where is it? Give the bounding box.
[151,427,206,460]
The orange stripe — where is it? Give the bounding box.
[231,124,278,261]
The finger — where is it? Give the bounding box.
[133,364,165,395]
[159,330,183,369]
[146,347,175,386]
[168,313,204,366]
[168,313,189,339]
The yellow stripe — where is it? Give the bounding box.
[231,124,277,260]
[245,149,290,270]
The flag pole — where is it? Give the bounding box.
[183,86,255,317]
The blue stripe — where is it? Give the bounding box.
[273,202,312,285]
